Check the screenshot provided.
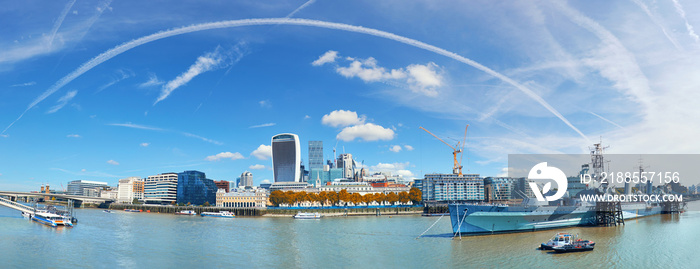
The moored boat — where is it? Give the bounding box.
[103,210,114,213]
[31,210,73,227]
[124,209,141,212]
[201,211,234,218]
[552,239,595,253]
[293,212,322,219]
[175,210,197,215]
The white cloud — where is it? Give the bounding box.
[0,134,8,138]
[251,144,272,160]
[389,145,402,152]
[321,110,366,127]
[404,145,414,151]
[67,134,81,138]
[406,63,443,96]
[205,152,244,161]
[140,143,150,147]
[312,50,339,66]
[47,90,77,114]
[108,123,222,145]
[249,164,265,170]
[182,132,223,146]
[107,160,119,165]
[155,46,233,105]
[337,123,395,142]
[369,162,415,179]
[249,123,276,128]
[304,115,311,120]
[396,170,415,178]
[317,51,444,97]
[261,179,271,184]
[138,73,164,88]
[259,100,271,108]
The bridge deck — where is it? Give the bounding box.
[0,196,35,214]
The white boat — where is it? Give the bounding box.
[175,210,197,215]
[201,211,234,218]
[31,210,73,227]
[540,232,576,250]
[293,212,322,219]
[21,212,32,219]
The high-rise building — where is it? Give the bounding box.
[117,177,144,204]
[240,171,253,188]
[337,153,354,179]
[272,133,301,182]
[420,173,484,202]
[308,141,324,170]
[176,170,217,206]
[67,180,108,196]
[214,180,230,192]
[144,172,178,204]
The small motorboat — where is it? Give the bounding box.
[201,211,235,218]
[540,232,576,250]
[103,210,114,213]
[552,239,595,253]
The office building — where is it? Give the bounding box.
[144,172,178,204]
[272,133,301,182]
[484,177,512,202]
[67,180,108,196]
[216,189,268,208]
[308,141,324,170]
[118,177,144,204]
[176,170,217,206]
[240,171,253,188]
[337,153,354,179]
[214,180,230,192]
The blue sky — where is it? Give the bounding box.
[2,0,700,191]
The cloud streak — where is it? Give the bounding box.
[108,122,222,145]
[155,46,231,105]
[48,0,77,50]
[671,0,700,43]
[3,18,585,141]
[249,123,276,128]
[47,90,77,114]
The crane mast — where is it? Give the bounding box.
[419,124,469,176]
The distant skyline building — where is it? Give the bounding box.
[337,153,354,179]
[144,172,178,204]
[272,133,301,182]
[240,171,253,188]
[67,180,108,196]
[420,173,484,202]
[308,141,324,170]
[214,180,230,192]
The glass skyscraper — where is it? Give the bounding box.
[176,170,217,205]
[272,133,301,182]
[308,141,323,170]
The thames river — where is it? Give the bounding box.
[1,201,699,268]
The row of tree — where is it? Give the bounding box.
[269,188,422,207]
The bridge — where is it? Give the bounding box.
[0,196,37,215]
[0,191,115,211]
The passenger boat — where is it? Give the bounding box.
[124,209,141,212]
[31,210,73,227]
[201,211,234,218]
[540,232,576,250]
[175,210,197,215]
[293,212,322,219]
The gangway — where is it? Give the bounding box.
[0,196,36,215]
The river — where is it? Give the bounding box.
[1,201,699,268]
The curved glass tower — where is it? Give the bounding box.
[272,133,301,182]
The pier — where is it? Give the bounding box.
[595,201,624,226]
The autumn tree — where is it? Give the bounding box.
[409,187,422,204]
[398,192,410,204]
[386,192,399,205]
[338,189,350,206]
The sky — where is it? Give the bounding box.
[2,0,700,191]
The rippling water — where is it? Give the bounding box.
[1,201,699,268]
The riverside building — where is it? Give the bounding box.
[216,189,268,208]
[419,173,484,202]
[67,180,108,196]
[117,177,144,204]
[144,173,178,204]
[176,170,217,206]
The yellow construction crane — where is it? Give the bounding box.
[419,124,469,176]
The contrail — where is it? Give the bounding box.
[3,18,587,141]
[48,0,77,50]
[588,111,624,129]
[286,0,316,18]
[671,0,700,43]
[631,0,682,50]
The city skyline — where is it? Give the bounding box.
[2,1,700,191]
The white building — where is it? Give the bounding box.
[66,180,108,196]
[144,173,178,204]
[240,171,253,188]
[216,189,268,208]
[118,177,144,204]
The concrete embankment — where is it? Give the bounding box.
[109,204,423,217]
